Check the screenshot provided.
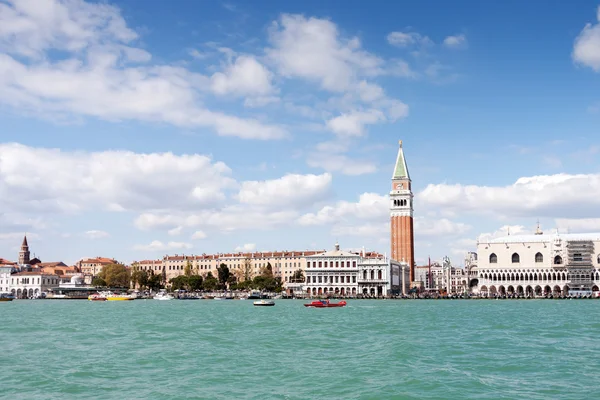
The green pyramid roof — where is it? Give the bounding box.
[392,140,410,180]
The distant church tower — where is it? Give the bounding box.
[19,235,30,265]
[390,140,415,282]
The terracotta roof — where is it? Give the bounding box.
[37,262,68,268]
[0,258,16,265]
[13,271,54,276]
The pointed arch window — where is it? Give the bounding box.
[554,255,562,265]
[535,252,543,263]
[597,254,600,264]
[512,253,520,263]
[489,253,497,264]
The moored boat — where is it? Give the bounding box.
[304,299,347,308]
[103,291,135,301]
[88,293,107,301]
[153,290,174,301]
[0,293,14,302]
[253,299,275,307]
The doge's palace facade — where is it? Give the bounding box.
[470,228,600,297]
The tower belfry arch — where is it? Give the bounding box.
[390,140,415,282]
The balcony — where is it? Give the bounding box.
[357,277,387,284]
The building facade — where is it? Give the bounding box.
[470,230,600,297]
[304,243,410,297]
[390,140,415,282]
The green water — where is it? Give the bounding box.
[1,299,599,399]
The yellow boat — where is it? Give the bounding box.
[103,291,135,301]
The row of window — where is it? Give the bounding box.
[489,253,600,265]
[393,199,408,207]
[307,275,357,284]
[307,261,357,268]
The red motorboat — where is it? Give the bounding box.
[304,299,347,308]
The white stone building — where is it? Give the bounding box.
[470,229,600,297]
[8,271,61,299]
[304,243,410,297]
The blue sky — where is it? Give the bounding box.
[1,0,600,266]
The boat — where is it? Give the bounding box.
[88,293,107,301]
[103,291,135,301]
[248,289,262,299]
[214,293,234,300]
[0,293,14,302]
[253,300,275,307]
[304,299,347,308]
[153,290,174,301]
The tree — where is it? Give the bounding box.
[184,260,193,277]
[147,272,163,291]
[203,272,219,291]
[92,276,107,287]
[170,275,189,291]
[130,268,149,289]
[217,263,230,289]
[260,262,274,279]
[98,264,130,288]
[188,275,203,291]
[242,257,254,282]
[291,269,305,283]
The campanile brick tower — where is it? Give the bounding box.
[390,140,415,282]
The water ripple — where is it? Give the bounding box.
[1,299,599,399]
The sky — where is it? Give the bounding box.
[1,0,600,266]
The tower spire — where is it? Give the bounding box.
[392,140,410,180]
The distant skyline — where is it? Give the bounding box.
[1,0,600,266]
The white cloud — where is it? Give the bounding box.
[168,226,183,236]
[326,109,386,137]
[387,31,433,48]
[573,6,600,71]
[133,240,192,252]
[477,225,531,242]
[0,232,39,241]
[414,217,471,237]
[306,153,377,176]
[0,0,287,140]
[267,14,384,92]
[0,143,235,214]
[211,55,275,97]
[191,230,207,240]
[417,173,600,219]
[188,48,209,59]
[235,243,256,252]
[237,173,332,208]
[555,218,600,233]
[443,34,467,49]
[298,192,388,226]
[84,230,110,239]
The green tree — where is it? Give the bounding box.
[242,257,254,282]
[170,275,189,291]
[184,260,193,277]
[98,264,130,288]
[203,272,219,291]
[92,276,107,287]
[188,275,203,291]
[147,272,163,291]
[217,263,230,289]
[290,269,305,283]
[260,262,274,279]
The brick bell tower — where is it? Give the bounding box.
[390,140,415,282]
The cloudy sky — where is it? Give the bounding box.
[1,0,600,266]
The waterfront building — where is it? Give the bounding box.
[390,140,416,282]
[0,265,18,293]
[304,242,410,297]
[8,271,61,299]
[133,249,325,289]
[78,257,118,276]
[470,227,600,296]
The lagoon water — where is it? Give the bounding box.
[2,299,599,399]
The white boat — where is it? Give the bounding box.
[153,290,174,300]
[253,300,275,307]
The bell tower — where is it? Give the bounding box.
[19,235,31,265]
[390,140,415,282]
